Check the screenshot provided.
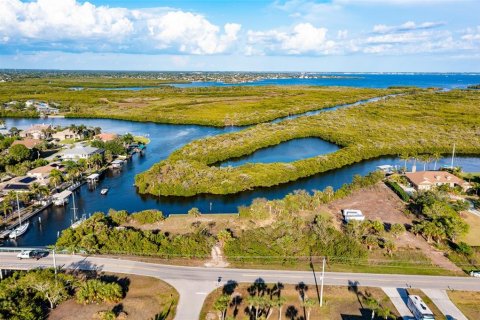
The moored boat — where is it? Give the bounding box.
[100,188,109,195]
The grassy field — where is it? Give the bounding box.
[0,78,402,126]
[461,213,480,246]
[226,248,455,276]
[447,291,480,320]
[200,284,399,320]
[136,89,480,196]
[49,272,178,320]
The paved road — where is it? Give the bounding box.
[1,253,480,319]
[422,289,468,320]
[382,287,414,320]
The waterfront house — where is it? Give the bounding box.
[95,132,118,142]
[52,129,84,141]
[20,124,52,140]
[405,171,471,191]
[61,145,104,160]
[25,100,59,114]
[11,138,43,149]
[27,163,64,183]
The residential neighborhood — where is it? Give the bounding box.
[0,121,147,240]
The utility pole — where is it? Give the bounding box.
[53,248,57,281]
[320,256,325,307]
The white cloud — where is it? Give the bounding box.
[0,0,133,40]
[247,23,336,55]
[0,0,241,55]
[372,21,444,34]
[146,11,241,54]
[462,26,480,41]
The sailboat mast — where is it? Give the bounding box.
[451,143,456,169]
[72,192,77,221]
[16,192,22,226]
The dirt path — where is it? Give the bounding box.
[204,244,229,268]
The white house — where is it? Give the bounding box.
[20,124,52,140]
[405,171,471,192]
[52,129,84,141]
[61,145,104,160]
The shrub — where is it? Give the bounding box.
[109,209,128,225]
[385,180,410,202]
[188,207,201,217]
[130,210,164,224]
[76,279,123,305]
[455,242,473,257]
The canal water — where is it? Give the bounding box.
[4,115,480,247]
[86,73,480,90]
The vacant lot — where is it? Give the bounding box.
[201,283,399,320]
[448,291,480,320]
[49,273,178,320]
[324,182,462,273]
[461,212,480,246]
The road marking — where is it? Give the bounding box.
[195,292,208,295]
[241,274,303,279]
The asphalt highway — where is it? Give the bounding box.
[1,253,479,319]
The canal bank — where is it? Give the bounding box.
[3,104,480,246]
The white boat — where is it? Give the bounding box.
[100,188,109,195]
[9,193,29,239]
[70,193,87,229]
[9,222,29,239]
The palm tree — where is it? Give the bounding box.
[410,153,418,172]
[301,298,317,320]
[432,152,441,170]
[399,152,410,172]
[213,294,230,320]
[272,296,286,320]
[384,240,396,257]
[9,127,19,136]
[376,307,394,319]
[1,200,13,221]
[324,186,334,202]
[29,182,50,201]
[364,235,378,251]
[49,169,63,188]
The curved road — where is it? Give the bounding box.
[1,252,479,319]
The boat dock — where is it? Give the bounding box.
[0,201,52,239]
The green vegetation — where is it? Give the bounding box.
[130,209,165,224]
[201,282,398,320]
[55,211,214,258]
[385,180,410,202]
[1,78,404,126]
[0,268,124,320]
[75,279,123,305]
[136,89,480,196]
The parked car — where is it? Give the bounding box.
[470,270,480,277]
[16,250,34,259]
[16,250,48,260]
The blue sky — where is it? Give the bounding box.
[0,0,479,71]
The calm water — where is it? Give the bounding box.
[220,138,339,167]
[3,75,480,246]
[90,73,480,90]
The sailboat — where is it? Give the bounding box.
[70,192,86,229]
[9,193,29,239]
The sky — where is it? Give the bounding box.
[0,0,479,72]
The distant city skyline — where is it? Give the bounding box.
[1,0,479,71]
